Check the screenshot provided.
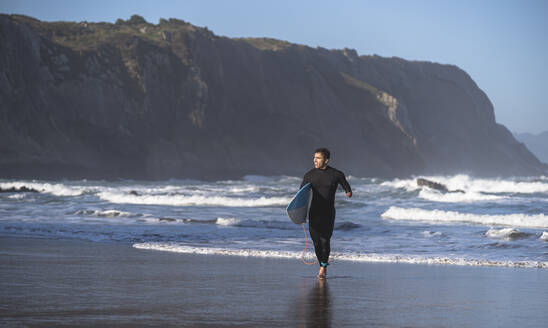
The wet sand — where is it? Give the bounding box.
[1,236,547,327]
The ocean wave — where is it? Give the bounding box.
[335,222,362,231]
[190,184,267,195]
[214,217,362,231]
[382,174,548,194]
[132,243,548,269]
[418,189,505,203]
[225,218,294,230]
[381,206,548,229]
[7,194,26,200]
[422,230,444,238]
[227,186,260,193]
[381,178,421,192]
[485,228,534,240]
[98,191,291,207]
[0,181,89,196]
[216,217,243,226]
[540,232,548,241]
[74,209,133,218]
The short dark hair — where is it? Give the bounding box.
[314,148,330,159]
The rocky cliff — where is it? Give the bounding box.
[1,14,546,179]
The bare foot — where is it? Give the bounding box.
[317,266,327,279]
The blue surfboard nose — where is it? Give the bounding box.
[286,183,313,224]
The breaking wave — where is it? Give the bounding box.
[7,194,26,200]
[381,206,548,229]
[485,228,534,240]
[98,191,291,207]
[382,175,548,194]
[417,189,505,203]
[0,181,91,196]
[74,209,133,218]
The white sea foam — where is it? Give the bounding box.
[381,178,421,192]
[382,174,548,194]
[0,181,88,196]
[7,194,25,200]
[463,177,548,194]
[227,186,260,193]
[422,230,443,238]
[381,206,548,229]
[75,209,133,218]
[418,188,504,203]
[213,217,358,231]
[540,232,548,241]
[192,184,263,195]
[216,217,241,226]
[214,217,295,230]
[132,243,548,269]
[98,191,290,207]
[485,228,532,240]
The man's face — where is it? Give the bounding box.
[314,152,328,169]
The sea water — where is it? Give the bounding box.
[1,174,547,268]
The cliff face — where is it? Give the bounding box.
[1,14,546,179]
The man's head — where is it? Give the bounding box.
[314,148,330,169]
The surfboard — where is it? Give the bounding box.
[286,183,312,224]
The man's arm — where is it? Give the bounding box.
[339,172,352,198]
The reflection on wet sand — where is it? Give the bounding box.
[294,278,332,328]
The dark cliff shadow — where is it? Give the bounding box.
[291,278,332,328]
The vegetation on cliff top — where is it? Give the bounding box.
[8,14,297,53]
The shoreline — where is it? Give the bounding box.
[2,236,548,327]
[132,241,548,269]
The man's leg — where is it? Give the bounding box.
[309,224,331,278]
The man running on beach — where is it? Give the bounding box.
[300,148,352,279]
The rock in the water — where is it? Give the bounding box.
[416,178,466,193]
[417,178,449,193]
[0,186,40,193]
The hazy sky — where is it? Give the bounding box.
[2,0,546,134]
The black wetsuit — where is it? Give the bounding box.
[300,166,352,266]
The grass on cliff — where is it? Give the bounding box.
[237,37,293,51]
[11,14,300,54]
[10,14,202,51]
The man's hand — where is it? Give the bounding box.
[346,191,352,198]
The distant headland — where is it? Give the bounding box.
[1,14,546,179]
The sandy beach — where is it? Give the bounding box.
[1,236,547,327]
